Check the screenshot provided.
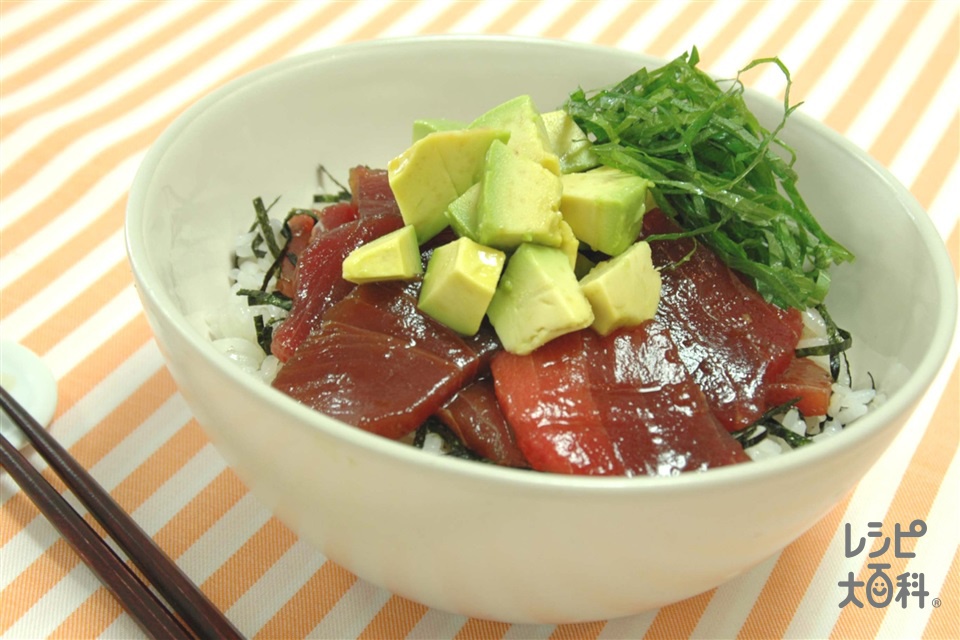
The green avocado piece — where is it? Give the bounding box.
[443,182,481,242]
[560,166,654,256]
[541,110,600,174]
[486,243,594,355]
[387,128,510,243]
[470,95,560,175]
[341,225,423,284]
[412,118,467,142]
[418,237,506,335]
[476,139,563,250]
[579,240,661,336]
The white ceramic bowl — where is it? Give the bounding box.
[126,36,956,623]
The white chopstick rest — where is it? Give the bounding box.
[0,341,58,449]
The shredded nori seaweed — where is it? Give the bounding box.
[313,164,352,203]
[237,289,292,311]
[253,316,273,354]
[239,198,315,355]
[793,304,852,384]
[252,196,283,259]
[732,398,815,450]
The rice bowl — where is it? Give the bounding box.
[126,36,956,622]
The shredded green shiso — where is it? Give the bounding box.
[563,47,854,310]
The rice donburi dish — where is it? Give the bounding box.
[204,49,882,477]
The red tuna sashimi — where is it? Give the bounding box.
[314,201,359,233]
[271,213,403,362]
[349,166,402,219]
[492,331,623,475]
[272,282,487,440]
[643,210,803,431]
[589,323,749,474]
[436,378,529,468]
[463,322,501,375]
[322,281,479,371]
[491,322,748,476]
[276,213,316,298]
[326,282,502,375]
[765,357,833,417]
[273,323,466,439]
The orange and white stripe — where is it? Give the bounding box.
[0,1,956,638]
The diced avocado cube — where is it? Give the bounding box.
[470,95,560,175]
[418,237,506,335]
[387,128,510,243]
[541,110,600,174]
[412,118,467,142]
[476,139,563,250]
[342,225,423,284]
[579,240,661,336]
[558,220,579,269]
[437,128,512,194]
[487,243,594,355]
[560,166,654,256]
[444,183,481,242]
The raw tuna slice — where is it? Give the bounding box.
[492,331,622,475]
[276,213,316,298]
[643,210,803,431]
[349,166,402,219]
[463,322,501,374]
[273,323,464,439]
[314,201,359,233]
[322,281,478,370]
[589,323,749,474]
[271,213,403,362]
[436,378,529,468]
[491,322,748,476]
[765,356,833,417]
[272,282,487,440]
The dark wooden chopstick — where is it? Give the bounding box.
[0,386,245,640]
[0,432,193,639]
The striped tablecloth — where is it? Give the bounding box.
[1,1,957,638]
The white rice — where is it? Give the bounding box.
[220,219,881,460]
[201,220,289,384]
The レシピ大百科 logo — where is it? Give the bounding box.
[838,519,929,609]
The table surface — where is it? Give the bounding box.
[1,1,957,638]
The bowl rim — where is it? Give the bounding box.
[125,34,958,494]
